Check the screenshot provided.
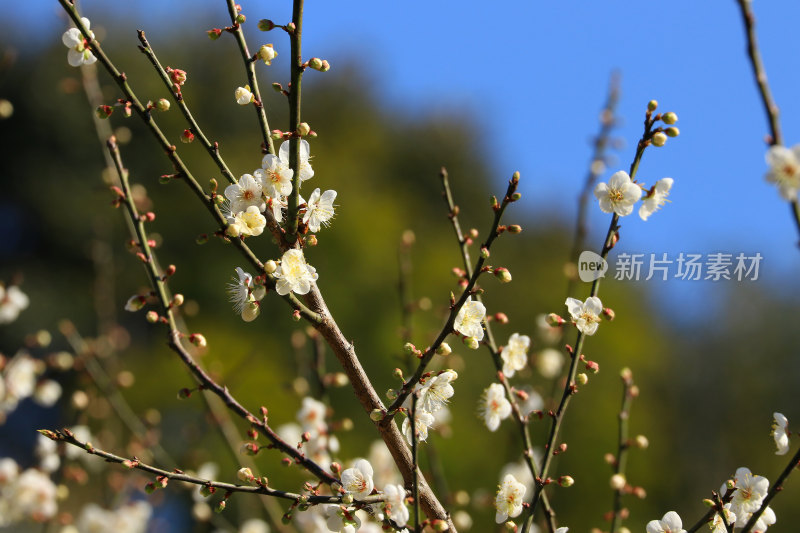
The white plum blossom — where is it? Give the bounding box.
[639,178,673,221]
[645,511,686,533]
[402,409,435,445]
[304,188,337,232]
[0,458,18,486]
[0,285,30,324]
[495,473,526,524]
[481,383,511,432]
[535,348,564,379]
[257,44,277,65]
[417,370,458,414]
[453,297,486,340]
[383,484,409,527]
[225,174,266,214]
[227,267,254,314]
[728,467,769,524]
[76,501,152,533]
[772,412,790,455]
[257,154,294,198]
[274,249,318,295]
[324,505,361,533]
[501,460,535,494]
[228,206,267,237]
[235,85,254,105]
[61,18,97,67]
[500,333,530,377]
[594,170,642,216]
[752,506,777,532]
[0,467,58,526]
[341,459,374,499]
[766,144,800,200]
[3,352,40,402]
[565,296,603,336]
[279,139,315,182]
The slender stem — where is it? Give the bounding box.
[286,0,305,238]
[567,72,620,298]
[225,0,275,155]
[105,136,336,486]
[39,429,386,505]
[522,109,657,533]
[734,0,800,240]
[137,31,237,185]
[740,445,800,532]
[609,371,635,533]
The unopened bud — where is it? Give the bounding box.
[494,267,512,283]
[559,475,575,487]
[169,68,187,86]
[386,389,398,400]
[546,313,564,326]
[215,500,227,513]
[651,132,667,147]
[189,333,207,348]
[665,126,680,138]
[510,192,522,201]
[237,467,254,483]
[95,105,113,119]
[171,294,184,307]
[604,453,616,465]
[257,44,277,65]
[146,311,159,323]
[272,82,283,92]
[661,112,678,125]
[369,409,384,422]
[480,247,490,259]
[320,60,331,72]
[647,100,658,111]
[436,342,452,356]
[207,28,222,40]
[602,307,615,321]
[504,522,516,531]
[703,498,715,508]
[308,57,323,70]
[178,388,192,399]
[270,130,283,140]
[393,368,404,380]
[341,493,353,504]
[725,479,736,490]
[576,373,589,385]
[304,234,317,246]
[235,14,246,24]
[635,434,649,449]
[264,260,277,274]
[181,129,195,143]
[463,336,480,350]
[297,122,311,136]
[507,224,522,234]
[494,312,509,324]
[258,19,275,31]
[610,473,626,490]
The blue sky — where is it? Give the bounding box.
[11,0,800,312]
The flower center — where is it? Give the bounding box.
[608,189,624,203]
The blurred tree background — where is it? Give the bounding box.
[0,5,799,533]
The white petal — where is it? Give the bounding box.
[584,297,603,315]
[564,297,583,318]
[62,28,82,47]
[67,48,85,67]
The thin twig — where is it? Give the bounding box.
[734,0,800,240]
[608,370,635,533]
[286,0,305,238]
[410,391,420,533]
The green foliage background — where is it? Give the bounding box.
[0,12,799,533]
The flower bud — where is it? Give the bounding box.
[241,301,260,322]
[635,434,649,449]
[304,234,318,246]
[661,112,678,125]
[432,520,450,532]
[610,473,626,490]
[703,498,715,508]
[725,479,736,490]
[665,126,680,138]
[189,333,207,348]
[235,86,254,106]
[258,44,277,65]
[155,98,170,112]
[235,14,246,24]
[463,336,480,350]
[436,342,452,356]
[504,522,516,531]
[494,267,512,283]
[480,247,490,259]
[237,467,254,483]
[651,132,667,147]
[393,367,405,380]
[320,60,331,72]
[258,19,275,31]
[647,100,658,111]
[308,57,323,70]
[546,313,564,326]
[171,294,184,307]
[146,311,159,323]
[272,82,283,92]
[297,122,311,136]
[168,68,187,86]
[178,388,192,399]
[386,389,398,400]
[403,342,416,355]
[207,28,222,40]
[95,105,113,119]
[125,295,146,312]
[369,409,383,422]
[510,192,522,201]
[264,260,277,274]
[270,130,284,140]
[559,475,575,487]
[181,129,195,143]
[215,500,226,513]
[576,373,589,385]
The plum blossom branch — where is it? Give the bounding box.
[225,0,275,155]
[286,0,305,238]
[522,105,662,533]
[37,429,385,505]
[734,0,800,239]
[384,168,520,416]
[104,136,336,486]
[608,368,637,533]
[137,31,237,185]
[56,0,321,323]
[739,444,800,532]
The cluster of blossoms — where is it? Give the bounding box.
[0,283,29,325]
[1,351,61,423]
[594,170,673,221]
[401,370,458,445]
[0,458,58,526]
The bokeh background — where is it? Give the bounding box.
[1,0,800,531]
